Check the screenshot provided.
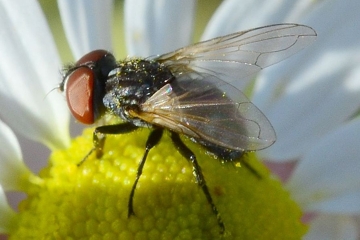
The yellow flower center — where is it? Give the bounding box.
[11,128,306,239]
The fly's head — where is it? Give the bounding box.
[60,50,117,124]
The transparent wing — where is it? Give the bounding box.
[154,24,317,84]
[133,24,316,150]
[130,74,276,151]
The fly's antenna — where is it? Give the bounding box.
[43,69,68,101]
[43,84,61,101]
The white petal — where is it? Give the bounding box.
[286,120,360,213]
[202,0,316,39]
[0,186,17,234]
[307,192,360,214]
[256,0,360,160]
[0,120,32,191]
[58,0,114,60]
[0,0,70,150]
[124,0,196,56]
[304,214,358,240]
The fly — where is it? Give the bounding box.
[60,23,317,234]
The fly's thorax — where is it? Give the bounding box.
[102,58,174,124]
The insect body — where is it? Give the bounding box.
[60,24,317,234]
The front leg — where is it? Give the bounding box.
[77,122,138,166]
[128,128,163,217]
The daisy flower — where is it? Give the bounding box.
[0,0,359,239]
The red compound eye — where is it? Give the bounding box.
[61,49,115,124]
[76,49,108,66]
[65,67,95,124]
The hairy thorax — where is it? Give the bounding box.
[103,58,174,126]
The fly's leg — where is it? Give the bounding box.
[77,122,139,166]
[199,139,262,179]
[170,132,225,234]
[238,157,262,179]
[128,128,163,217]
